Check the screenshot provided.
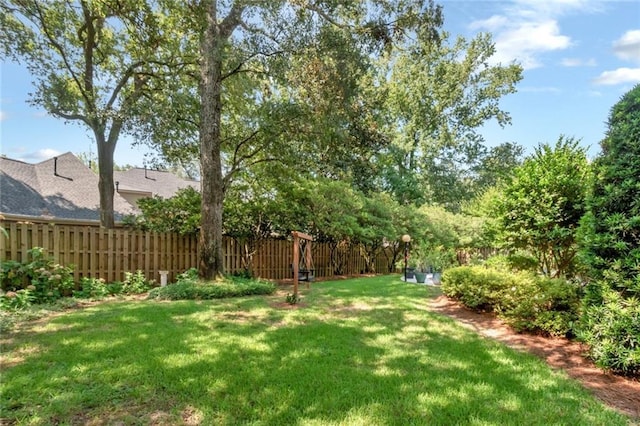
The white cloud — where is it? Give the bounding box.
[469,15,509,32]
[469,0,602,70]
[0,110,5,122]
[492,20,571,69]
[592,67,640,85]
[510,0,604,17]
[561,57,596,67]
[20,148,63,163]
[613,29,640,63]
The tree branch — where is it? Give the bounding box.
[50,109,91,126]
[220,2,245,39]
[31,2,93,109]
[221,50,285,81]
[105,61,144,109]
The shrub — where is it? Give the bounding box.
[578,84,640,375]
[497,276,580,336]
[0,248,74,304]
[442,266,580,336]
[121,270,151,294]
[148,275,275,301]
[177,268,199,281]
[442,266,510,310]
[578,289,640,376]
[0,289,35,311]
[73,277,110,300]
[492,137,590,278]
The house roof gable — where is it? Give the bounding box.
[114,168,199,199]
[1,152,136,221]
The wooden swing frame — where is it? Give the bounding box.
[292,231,314,296]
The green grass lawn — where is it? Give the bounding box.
[0,275,631,425]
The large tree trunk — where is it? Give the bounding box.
[198,0,225,279]
[96,132,116,228]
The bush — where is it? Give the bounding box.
[122,270,151,294]
[442,266,509,310]
[0,248,74,304]
[0,289,35,311]
[578,289,640,376]
[73,277,110,300]
[442,266,580,336]
[147,275,275,301]
[577,84,640,375]
[497,275,580,336]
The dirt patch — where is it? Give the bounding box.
[428,294,640,420]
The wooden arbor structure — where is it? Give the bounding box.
[292,231,314,296]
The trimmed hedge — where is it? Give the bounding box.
[442,266,580,337]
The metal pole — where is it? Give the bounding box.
[404,241,408,281]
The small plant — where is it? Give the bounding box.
[122,270,151,294]
[285,292,299,305]
[73,277,109,300]
[177,267,199,282]
[0,288,35,311]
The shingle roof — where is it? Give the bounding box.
[0,152,137,221]
[114,168,199,199]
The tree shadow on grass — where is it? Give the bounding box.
[0,284,629,425]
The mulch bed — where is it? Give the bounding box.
[428,295,640,420]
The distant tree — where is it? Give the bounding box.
[495,137,590,277]
[76,151,134,173]
[1,1,176,227]
[383,29,523,209]
[355,192,398,273]
[472,142,524,192]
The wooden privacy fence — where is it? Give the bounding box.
[1,220,198,284]
[1,219,392,284]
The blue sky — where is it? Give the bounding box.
[1,0,639,166]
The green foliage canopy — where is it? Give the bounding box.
[0,0,177,227]
[494,136,590,278]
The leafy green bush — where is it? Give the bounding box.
[492,137,590,278]
[148,275,276,301]
[73,277,110,300]
[123,187,201,235]
[177,268,199,281]
[442,266,509,310]
[122,270,151,294]
[578,289,640,376]
[74,272,150,299]
[0,248,74,304]
[442,266,580,336]
[497,275,580,336]
[0,289,35,311]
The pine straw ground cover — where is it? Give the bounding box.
[0,276,633,425]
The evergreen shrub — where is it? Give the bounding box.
[442,266,580,336]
